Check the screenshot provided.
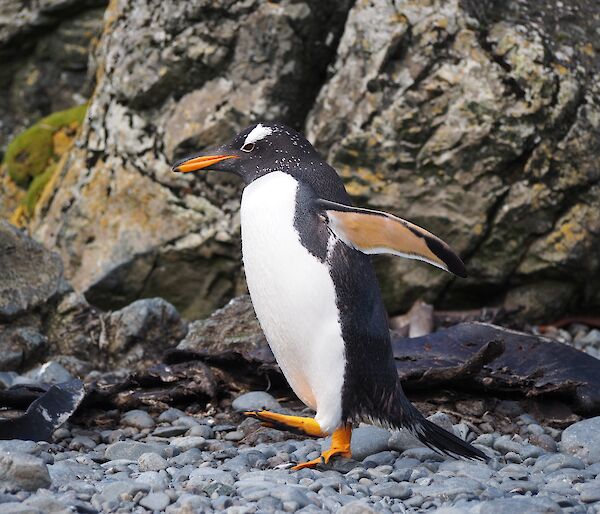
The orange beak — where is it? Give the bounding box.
[172,154,238,173]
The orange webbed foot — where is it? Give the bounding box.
[291,424,352,470]
[243,410,324,437]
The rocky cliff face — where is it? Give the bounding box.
[29,0,351,319]
[3,0,598,320]
[0,0,107,153]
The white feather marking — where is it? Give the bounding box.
[244,123,273,146]
[241,172,345,434]
[326,233,337,262]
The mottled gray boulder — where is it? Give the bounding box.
[0,222,64,319]
[31,0,352,319]
[177,296,274,366]
[102,298,188,369]
[0,326,47,372]
[306,0,600,319]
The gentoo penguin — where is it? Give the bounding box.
[172,123,488,468]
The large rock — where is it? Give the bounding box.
[306,0,600,318]
[0,221,65,319]
[177,295,274,366]
[102,298,188,369]
[30,0,352,319]
[0,223,187,372]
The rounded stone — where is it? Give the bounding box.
[139,491,171,511]
[138,452,168,472]
[560,417,600,464]
[121,410,155,430]
[337,501,378,514]
[232,391,281,412]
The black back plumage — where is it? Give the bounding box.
[292,180,487,462]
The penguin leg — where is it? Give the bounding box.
[244,410,325,437]
[291,424,352,470]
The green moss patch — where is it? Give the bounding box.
[23,164,57,217]
[3,104,87,187]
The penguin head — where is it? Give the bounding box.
[171,123,321,185]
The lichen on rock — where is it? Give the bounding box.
[1,104,87,223]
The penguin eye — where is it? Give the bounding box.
[241,142,255,153]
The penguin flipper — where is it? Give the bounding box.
[316,199,467,278]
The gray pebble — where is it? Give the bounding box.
[388,430,420,452]
[529,433,557,452]
[577,482,600,503]
[158,408,185,423]
[477,496,562,513]
[0,441,43,455]
[188,467,236,486]
[427,412,455,432]
[256,496,282,510]
[370,482,411,499]
[270,485,311,508]
[337,500,378,513]
[561,416,600,464]
[401,447,444,462]
[232,391,281,412]
[0,452,51,491]
[225,431,244,442]
[138,452,168,472]
[153,425,188,438]
[0,503,41,514]
[493,435,524,455]
[136,470,170,491]
[121,410,155,430]
[139,491,171,510]
[187,425,214,439]
[170,436,206,452]
[580,329,600,345]
[92,481,150,509]
[69,436,96,451]
[473,433,496,447]
[533,453,585,473]
[171,448,203,466]
[363,451,396,467]
[173,415,200,428]
[105,441,166,461]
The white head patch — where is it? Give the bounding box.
[243,123,273,146]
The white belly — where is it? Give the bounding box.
[240,171,345,433]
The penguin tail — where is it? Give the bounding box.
[387,383,490,462]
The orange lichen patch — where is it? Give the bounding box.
[52,122,81,156]
[553,63,569,76]
[553,221,585,252]
[581,43,595,57]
